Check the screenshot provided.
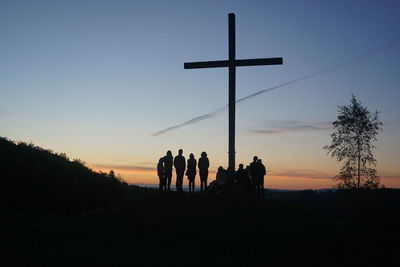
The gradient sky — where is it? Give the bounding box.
[1,0,399,189]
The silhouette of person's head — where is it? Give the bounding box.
[253,156,258,162]
[167,150,172,157]
[201,151,207,158]
[218,166,223,172]
[159,158,163,163]
[258,159,262,163]
[239,163,244,170]
[189,153,194,159]
[178,149,183,155]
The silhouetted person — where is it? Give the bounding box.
[174,149,186,192]
[216,166,227,186]
[249,156,259,196]
[198,151,210,192]
[164,150,173,191]
[186,153,197,193]
[236,164,252,196]
[227,168,236,185]
[244,165,253,196]
[157,157,165,191]
[257,159,266,199]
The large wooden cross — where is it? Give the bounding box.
[184,13,283,172]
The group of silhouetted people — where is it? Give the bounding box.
[157,149,209,192]
[213,156,266,198]
[238,156,266,198]
[158,151,266,197]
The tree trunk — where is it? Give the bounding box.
[357,139,361,189]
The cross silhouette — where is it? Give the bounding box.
[184,13,283,172]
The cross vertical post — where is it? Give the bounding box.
[184,13,283,173]
[228,13,236,172]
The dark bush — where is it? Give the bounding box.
[0,137,131,213]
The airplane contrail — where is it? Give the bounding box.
[152,39,400,136]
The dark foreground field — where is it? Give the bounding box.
[1,189,400,266]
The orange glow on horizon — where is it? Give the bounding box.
[266,175,334,190]
[89,164,400,190]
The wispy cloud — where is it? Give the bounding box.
[90,164,400,185]
[90,164,156,172]
[270,169,400,181]
[151,110,224,136]
[270,169,333,180]
[151,39,400,136]
[251,120,332,135]
[90,163,217,175]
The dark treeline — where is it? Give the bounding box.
[0,137,135,213]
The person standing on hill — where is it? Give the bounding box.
[174,149,186,192]
[157,157,165,191]
[216,166,227,186]
[249,156,259,196]
[244,165,253,196]
[186,153,197,193]
[235,164,252,196]
[257,159,266,199]
[198,151,210,192]
[164,150,173,191]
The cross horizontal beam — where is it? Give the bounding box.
[184,60,228,69]
[236,58,283,67]
[184,57,283,69]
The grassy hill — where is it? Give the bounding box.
[1,190,399,266]
[0,137,137,212]
[1,137,399,266]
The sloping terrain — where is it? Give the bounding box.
[1,136,398,266]
[1,190,399,266]
[0,137,132,212]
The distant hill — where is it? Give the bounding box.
[0,137,133,212]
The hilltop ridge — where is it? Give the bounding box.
[0,137,134,212]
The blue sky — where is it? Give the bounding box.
[1,0,399,188]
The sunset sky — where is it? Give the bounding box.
[1,0,399,189]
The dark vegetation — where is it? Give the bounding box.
[1,137,399,266]
[0,137,142,213]
[324,95,383,189]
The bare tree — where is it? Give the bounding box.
[324,95,383,189]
